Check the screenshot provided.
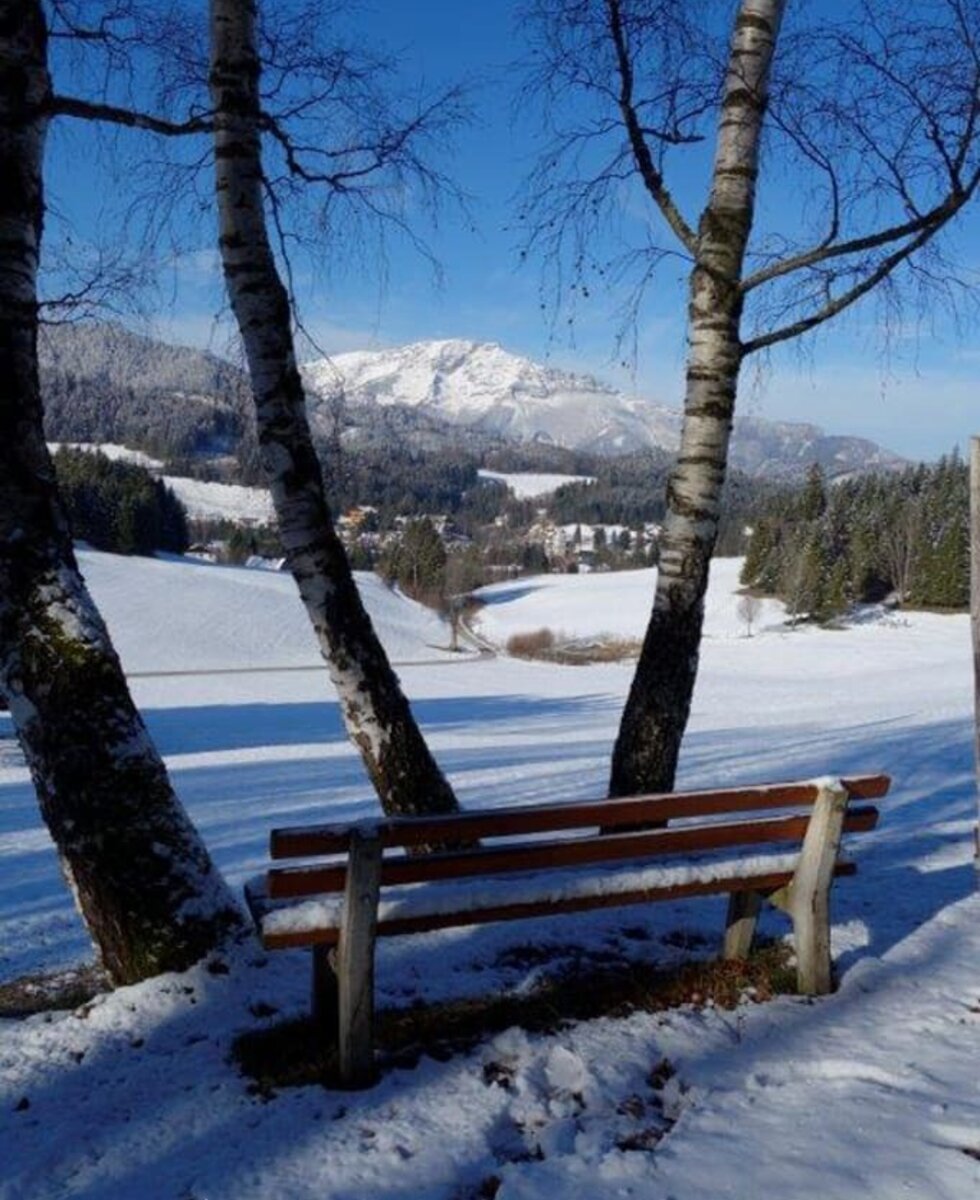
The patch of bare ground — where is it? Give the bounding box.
[235,941,795,1092]
[0,963,110,1019]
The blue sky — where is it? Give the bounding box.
[44,0,980,461]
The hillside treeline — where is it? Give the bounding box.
[740,456,968,618]
[321,442,776,545]
[54,447,189,556]
[549,451,778,554]
[43,372,249,467]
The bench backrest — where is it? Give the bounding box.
[266,774,888,903]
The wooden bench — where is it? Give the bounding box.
[246,773,889,1086]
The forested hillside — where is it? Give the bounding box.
[53,447,189,556]
[39,323,258,475]
[740,456,969,617]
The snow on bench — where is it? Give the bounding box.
[257,850,807,940]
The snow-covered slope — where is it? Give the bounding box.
[1,551,977,1199]
[161,477,274,525]
[477,469,596,499]
[303,339,905,477]
[48,441,166,471]
[75,550,455,672]
[40,322,250,465]
[473,559,789,644]
[48,441,275,527]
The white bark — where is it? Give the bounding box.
[611,0,786,796]
[208,0,459,819]
[971,436,980,879]
[0,0,241,983]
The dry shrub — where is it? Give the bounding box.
[507,628,641,664]
[506,628,556,658]
[557,637,641,664]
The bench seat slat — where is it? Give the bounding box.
[259,860,859,949]
[267,805,879,899]
[270,774,890,858]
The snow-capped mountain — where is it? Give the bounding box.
[303,338,680,453]
[37,323,905,481]
[302,338,904,478]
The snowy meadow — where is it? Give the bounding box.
[1,552,978,1199]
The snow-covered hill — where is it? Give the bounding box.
[477,469,596,499]
[49,442,276,526]
[75,550,457,672]
[161,478,274,525]
[303,338,905,478]
[474,559,789,645]
[40,322,251,466]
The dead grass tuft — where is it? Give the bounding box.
[506,628,555,658]
[506,628,641,664]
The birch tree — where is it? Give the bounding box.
[971,438,980,874]
[522,0,980,795]
[0,0,242,984]
[209,0,461,818]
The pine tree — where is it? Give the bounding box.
[800,463,827,521]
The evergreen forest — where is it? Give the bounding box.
[740,455,969,619]
[53,447,189,557]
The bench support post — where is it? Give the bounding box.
[336,826,383,1088]
[311,944,338,1033]
[723,888,763,960]
[772,781,849,995]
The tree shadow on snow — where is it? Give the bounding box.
[679,713,977,966]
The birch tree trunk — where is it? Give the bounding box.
[971,436,980,880]
[0,0,242,984]
[609,0,785,796]
[208,0,459,818]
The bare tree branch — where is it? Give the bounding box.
[741,179,978,293]
[50,93,214,136]
[742,220,945,355]
[605,0,697,253]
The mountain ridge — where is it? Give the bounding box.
[36,322,905,481]
[302,337,905,478]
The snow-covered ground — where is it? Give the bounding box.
[477,469,596,499]
[161,476,275,526]
[48,441,166,471]
[1,554,978,1199]
[68,550,457,674]
[475,560,786,643]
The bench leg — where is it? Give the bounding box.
[778,782,849,996]
[312,944,338,1034]
[336,827,383,1088]
[792,888,833,996]
[723,889,763,960]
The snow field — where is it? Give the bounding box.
[161,476,275,525]
[476,470,596,499]
[74,549,459,674]
[475,558,789,644]
[1,551,978,1199]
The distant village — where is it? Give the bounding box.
[188,499,663,585]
